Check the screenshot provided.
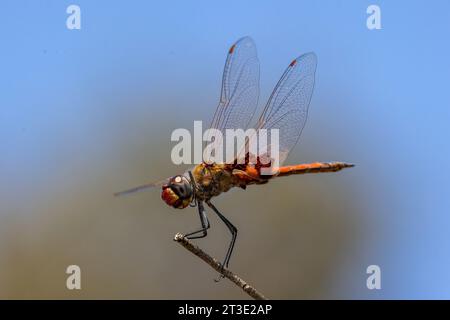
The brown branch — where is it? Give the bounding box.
[173,233,268,300]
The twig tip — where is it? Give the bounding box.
[174,233,184,241]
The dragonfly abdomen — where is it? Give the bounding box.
[276,162,354,177]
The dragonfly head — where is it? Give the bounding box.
[161,175,193,209]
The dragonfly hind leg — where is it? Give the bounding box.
[185,201,210,239]
[206,200,238,274]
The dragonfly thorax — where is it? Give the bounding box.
[190,162,238,201]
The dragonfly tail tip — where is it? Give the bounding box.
[344,162,355,168]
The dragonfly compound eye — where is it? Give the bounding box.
[171,181,193,199]
[161,176,193,209]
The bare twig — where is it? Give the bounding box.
[173,233,268,300]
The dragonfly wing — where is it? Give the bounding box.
[114,178,168,197]
[205,37,260,163]
[257,52,317,165]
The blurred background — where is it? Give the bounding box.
[1,0,449,299]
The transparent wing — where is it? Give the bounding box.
[256,52,317,165]
[114,178,168,197]
[204,37,260,162]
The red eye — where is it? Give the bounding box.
[161,187,179,206]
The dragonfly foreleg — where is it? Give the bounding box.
[206,200,238,270]
[185,201,210,239]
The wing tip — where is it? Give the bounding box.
[302,52,318,63]
[113,190,127,197]
[230,36,255,54]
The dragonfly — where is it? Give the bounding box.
[115,37,353,275]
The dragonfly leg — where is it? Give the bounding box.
[206,200,238,271]
[185,201,210,239]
